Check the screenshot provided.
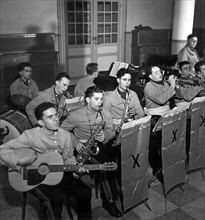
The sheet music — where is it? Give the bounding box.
[122,116,151,129]
[109,61,129,77]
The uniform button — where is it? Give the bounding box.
[54,141,57,143]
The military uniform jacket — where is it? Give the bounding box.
[26,85,67,126]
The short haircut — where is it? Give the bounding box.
[55,72,70,81]
[116,68,131,78]
[187,34,197,40]
[86,63,98,75]
[18,62,31,72]
[84,86,103,102]
[35,102,56,121]
[146,66,159,76]
[194,61,205,73]
[178,61,190,70]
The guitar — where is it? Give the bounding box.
[8,151,117,192]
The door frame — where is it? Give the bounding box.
[57,0,126,76]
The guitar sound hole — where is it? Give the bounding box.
[38,163,50,175]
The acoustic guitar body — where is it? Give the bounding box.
[8,152,64,192]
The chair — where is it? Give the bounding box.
[22,188,73,220]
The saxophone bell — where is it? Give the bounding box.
[89,143,100,156]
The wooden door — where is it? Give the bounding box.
[62,0,124,84]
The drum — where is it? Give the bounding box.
[0,110,32,144]
[10,94,31,109]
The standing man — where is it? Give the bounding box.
[61,86,123,218]
[10,62,39,104]
[0,102,92,220]
[177,34,204,74]
[103,68,144,133]
[74,63,99,97]
[26,72,72,126]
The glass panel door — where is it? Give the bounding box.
[67,0,92,45]
[97,1,119,44]
[65,0,123,84]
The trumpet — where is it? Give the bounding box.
[175,78,201,87]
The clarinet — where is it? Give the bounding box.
[112,90,130,147]
[76,121,105,164]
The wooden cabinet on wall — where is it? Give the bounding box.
[131,29,171,66]
[0,33,58,107]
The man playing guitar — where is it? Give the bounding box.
[0,102,92,220]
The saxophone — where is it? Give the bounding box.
[76,121,105,163]
[112,90,131,147]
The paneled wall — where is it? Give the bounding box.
[0,33,57,107]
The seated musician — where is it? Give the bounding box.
[10,62,39,106]
[61,86,123,218]
[103,67,144,133]
[26,72,72,126]
[0,102,92,220]
[103,68,144,192]
[175,61,204,103]
[194,61,205,96]
[144,66,178,115]
[143,66,178,183]
[74,63,99,97]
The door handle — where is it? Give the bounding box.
[92,36,100,45]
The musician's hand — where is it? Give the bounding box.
[76,142,86,154]
[168,75,176,89]
[64,92,73,99]
[17,153,37,166]
[95,130,105,142]
[78,165,89,173]
[128,107,137,118]
[73,162,89,178]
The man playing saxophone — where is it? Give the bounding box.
[60,86,123,218]
[103,68,144,137]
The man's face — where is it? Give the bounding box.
[39,107,59,131]
[93,70,99,78]
[117,73,131,91]
[150,66,163,81]
[187,37,198,49]
[20,66,32,80]
[55,77,70,95]
[199,64,205,76]
[181,64,192,77]
[86,92,103,111]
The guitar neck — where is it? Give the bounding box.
[49,164,103,172]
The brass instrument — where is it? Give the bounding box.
[112,90,131,147]
[175,77,202,87]
[76,120,105,163]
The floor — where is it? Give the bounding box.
[0,166,204,220]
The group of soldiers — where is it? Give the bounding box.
[0,33,205,220]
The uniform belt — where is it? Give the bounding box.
[144,105,170,116]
